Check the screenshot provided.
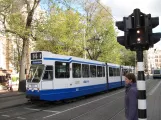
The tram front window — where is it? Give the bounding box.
[28,65,44,82]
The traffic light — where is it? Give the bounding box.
[148,17,161,47]
[116,8,161,51]
[116,20,125,46]
[116,17,132,49]
[128,27,149,50]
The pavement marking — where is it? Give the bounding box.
[0,109,15,113]
[43,90,124,119]
[24,107,59,113]
[17,117,26,119]
[148,80,161,95]
[43,110,60,113]
[24,107,41,111]
[2,114,10,117]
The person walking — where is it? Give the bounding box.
[8,77,13,92]
[125,73,138,120]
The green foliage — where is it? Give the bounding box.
[7,13,29,37]
[119,47,136,66]
[12,76,18,82]
[35,6,85,57]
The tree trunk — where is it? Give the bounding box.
[18,38,29,92]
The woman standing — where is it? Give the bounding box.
[125,73,138,120]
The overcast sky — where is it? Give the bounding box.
[100,0,161,48]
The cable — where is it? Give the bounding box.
[95,0,117,22]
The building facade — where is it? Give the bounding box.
[147,48,161,73]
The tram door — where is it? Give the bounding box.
[41,65,53,90]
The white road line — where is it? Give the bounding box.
[148,80,161,95]
[43,90,124,119]
[17,117,26,119]
[43,110,60,113]
[24,107,40,111]
[24,107,60,113]
[2,115,10,117]
[0,109,14,113]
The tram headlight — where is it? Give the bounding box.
[27,87,29,91]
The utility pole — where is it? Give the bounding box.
[116,8,161,120]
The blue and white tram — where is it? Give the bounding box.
[26,51,133,101]
[152,69,161,79]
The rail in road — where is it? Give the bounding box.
[0,79,160,120]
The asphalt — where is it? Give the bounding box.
[0,90,27,110]
[0,78,160,120]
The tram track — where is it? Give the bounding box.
[0,79,159,120]
[107,79,160,120]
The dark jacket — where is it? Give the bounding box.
[125,83,138,120]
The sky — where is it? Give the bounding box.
[100,0,161,48]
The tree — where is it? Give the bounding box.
[0,0,41,91]
[120,47,135,66]
[34,4,85,57]
[34,0,122,64]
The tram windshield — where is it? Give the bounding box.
[154,70,160,74]
[28,65,44,82]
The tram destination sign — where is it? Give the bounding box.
[31,60,42,64]
[31,52,42,60]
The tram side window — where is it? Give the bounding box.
[82,64,89,78]
[116,68,120,76]
[72,63,81,78]
[113,68,117,76]
[90,65,96,77]
[123,69,128,76]
[43,66,53,80]
[109,67,113,76]
[55,62,70,78]
[97,66,103,77]
[103,66,105,77]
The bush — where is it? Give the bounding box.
[12,77,19,82]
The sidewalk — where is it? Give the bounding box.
[0,83,27,109]
[0,82,18,93]
[0,92,27,109]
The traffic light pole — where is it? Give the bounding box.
[136,49,147,120]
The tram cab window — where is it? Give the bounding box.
[90,65,96,77]
[82,64,89,78]
[55,62,70,78]
[43,66,53,80]
[72,63,81,78]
